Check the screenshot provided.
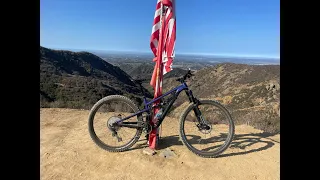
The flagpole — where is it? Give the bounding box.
[148,1,167,150]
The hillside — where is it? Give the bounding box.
[81,59,280,133]
[108,61,280,133]
[115,63,155,79]
[114,62,188,79]
[40,47,280,133]
[41,108,280,180]
[112,62,188,93]
[161,63,280,133]
[40,46,152,109]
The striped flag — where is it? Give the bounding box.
[150,0,176,93]
[148,0,176,149]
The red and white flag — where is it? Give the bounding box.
[150,0,176,94]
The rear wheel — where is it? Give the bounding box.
[88,95,143,152]
[179,100,235,158]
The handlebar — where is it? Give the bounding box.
[176,69,194,83]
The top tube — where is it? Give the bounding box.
[145,82,188,106]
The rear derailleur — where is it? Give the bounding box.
[107,114,123,142]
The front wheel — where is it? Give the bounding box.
[179,100,235,158]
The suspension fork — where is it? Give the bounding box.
[185,90,205,124]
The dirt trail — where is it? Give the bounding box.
[40,108,280,180]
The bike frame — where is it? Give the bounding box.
[115,81,199,129]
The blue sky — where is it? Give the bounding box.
[40,0,279,58]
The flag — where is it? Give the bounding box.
[150,0,176,91]
[148,0,176,149]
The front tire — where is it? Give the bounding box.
[179,100,235,158]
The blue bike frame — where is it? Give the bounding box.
[114,82,189,126]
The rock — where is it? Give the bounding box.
[272,88,277,94]
[266,82,279,91]
[142,147,156,156]
[159,148,176,159]
[266,84,271,91]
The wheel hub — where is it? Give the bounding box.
[197,123,213,134]
[107,116,121,131]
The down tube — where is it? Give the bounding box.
[155,85,188,128]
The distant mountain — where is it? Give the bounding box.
[114,62,187,79]
[90,50,279,67]
[113,63,154,80]
[40,46,152,109]
[164,68,189,79]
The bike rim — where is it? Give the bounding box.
[91,100,141,148]
[182,102,233,154]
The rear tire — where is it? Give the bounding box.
[88,95,143,152]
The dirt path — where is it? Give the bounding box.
[40,108,280,180]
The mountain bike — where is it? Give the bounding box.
[88,70,235,158]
